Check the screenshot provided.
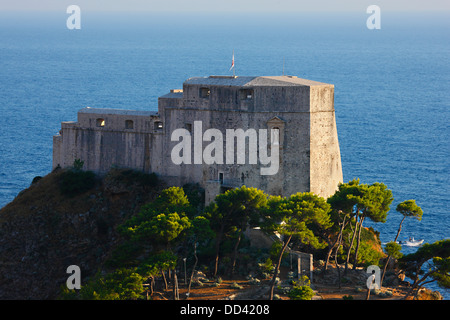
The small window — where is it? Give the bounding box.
[219,172,224,185]
[200,87,210,98]
[154,121,163,130]
[239,89,253,100]
[96,118,105,127]
[125,120,134,129]
[272,127,280,145]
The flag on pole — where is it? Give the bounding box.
[229,50,235,74]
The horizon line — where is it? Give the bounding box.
[1,8,450,13]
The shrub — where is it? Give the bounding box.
[59,169,96,196]
[288,285,315,300]
[108,168,159,188]
[258,258,274,274]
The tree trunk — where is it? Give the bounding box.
[394,216,406,243]
[324,238,339,272]
[161,269,168,291]
[173,269,179,300]
[269,234,292,300]
[381,216,406,287]
[334,221,345,289]
[345,214,359,274]
[213,225,225,277]
[404,266,433,300]
[324,215,348,272]
[380,256,391,288]
[231,228,243,277]
[150,277,154,296]
[187,243,198,300]
[353,215,365,269]
[335,239,342,289]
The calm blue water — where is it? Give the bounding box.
[0,10,449,298]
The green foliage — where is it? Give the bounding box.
[182,183,205,212]
[119,186,192,241]
[73,159,84,170]
[264,192,332,249]
[327,179,393,268]
[59,169,96,197]
[400,239,450,291]
[205,186,269,276]
[259,257,274,274]
[384,241,403,260]
[327,179,364,215]
[190,215,215,242]
[213,185,268,229]
[62,268,145,300]
[347,182,393,223]
[297,275,311,287]
[396,200,423,221]
[106,168,159,189]
[138,251,177,277]
[401,239,450,265]
[269,242,287,261]
[336,227,383,266]
[432,257,450,288]
[125,212,191,245]
[61,178,414,300]
[153,186,190,210]
[105,241,144,269]
[288,283,315,300]
[355,241,383,267]
[328,179,393,223]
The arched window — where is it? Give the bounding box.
[266,117,285,148]
[272,127,280,145]
[96,118,105,127]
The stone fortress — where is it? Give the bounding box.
[53,75,343,203]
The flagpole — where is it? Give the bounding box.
[229,49,235,77]
[233,50,235,77]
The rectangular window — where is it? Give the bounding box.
[96,118,105,127]
[200,87,210,99]
[239,89,253,100]
[154,121,163,130]
[125,120,134,129]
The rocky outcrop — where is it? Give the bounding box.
[0,169,162,299]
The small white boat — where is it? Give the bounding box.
[399,237,424,247]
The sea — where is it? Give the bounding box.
[0,10,448,299]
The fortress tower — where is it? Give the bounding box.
[53,75,343,202]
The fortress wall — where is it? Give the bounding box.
[53,76,343,202]
[253,86,310,112]
[52,134,63,170]
[159,105,311,198]
[56,127,152,173]
[309,85,343,198]
[53,110,160,174]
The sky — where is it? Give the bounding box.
[0,0,449,12]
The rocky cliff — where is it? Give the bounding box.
[0,168,162,299]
